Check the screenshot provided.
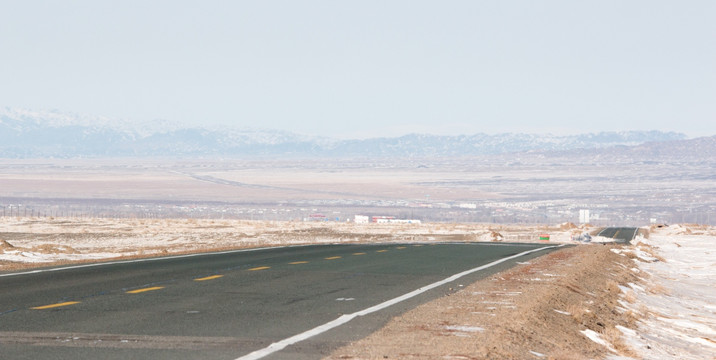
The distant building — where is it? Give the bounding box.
[385,219,421,224]
[307,214,326,221]
[354,215,369,223]
[373,216,421,224]
[579,209,590,224]
[354,215,422,224]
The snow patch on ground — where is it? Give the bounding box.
[614,225,716,359]
[582,329,617,352]
[444,325,485,333]
[0,250,122,263]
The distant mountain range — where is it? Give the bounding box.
[571,135,716,161]
[0,107,705,159]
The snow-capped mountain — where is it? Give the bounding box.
[0,108,693,158]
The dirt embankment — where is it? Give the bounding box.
[328,244,643,359]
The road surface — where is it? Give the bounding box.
[596,227,640,243]
[0,243,561,359]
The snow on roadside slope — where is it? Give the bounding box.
[0,250,120,263]
[614,225,716,359]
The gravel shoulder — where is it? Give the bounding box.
[327,244,641,359]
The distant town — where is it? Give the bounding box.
[2,194,710,227]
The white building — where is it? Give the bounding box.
[354,215,370,224]
[579,209,590,224]
[377,219,421,224]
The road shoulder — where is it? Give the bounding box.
[327,244,641,359]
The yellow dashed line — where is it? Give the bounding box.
[376,250,389,253]
[194,275,224,281]
[248,266,270,271]
[290,261,309,265]
[396,246,407,249]
[413,244,423,247]
[126,286,164,294]
[325,256,342,260]
[353,252,366,256]
[31,301,80,310]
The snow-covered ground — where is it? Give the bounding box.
[612,224,716,359]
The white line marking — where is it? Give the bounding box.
[0,245,309,278]
[235,245,562,360]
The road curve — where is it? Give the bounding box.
[597,227,640,243]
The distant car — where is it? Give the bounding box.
[573,233,591,242]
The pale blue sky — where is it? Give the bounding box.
[1,1,714,138]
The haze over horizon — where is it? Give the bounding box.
[1,1,714,139]
[1,107,697,142]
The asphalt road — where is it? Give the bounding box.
[0,243,561,360]
[597,227,640,243]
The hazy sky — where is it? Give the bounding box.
[1,1,714,138]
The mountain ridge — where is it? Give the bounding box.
[0,107,698,159]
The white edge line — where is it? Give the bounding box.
[235,244,563,360]
[0,245,311,278]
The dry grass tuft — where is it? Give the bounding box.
[623,309,640,324]
[637,243,667,262]
[567,303,587,323]
[623,290,638,304]
[1,239,16,250]
[603,327,639,358]
[605,280,621,295]
[647,283,671,295]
